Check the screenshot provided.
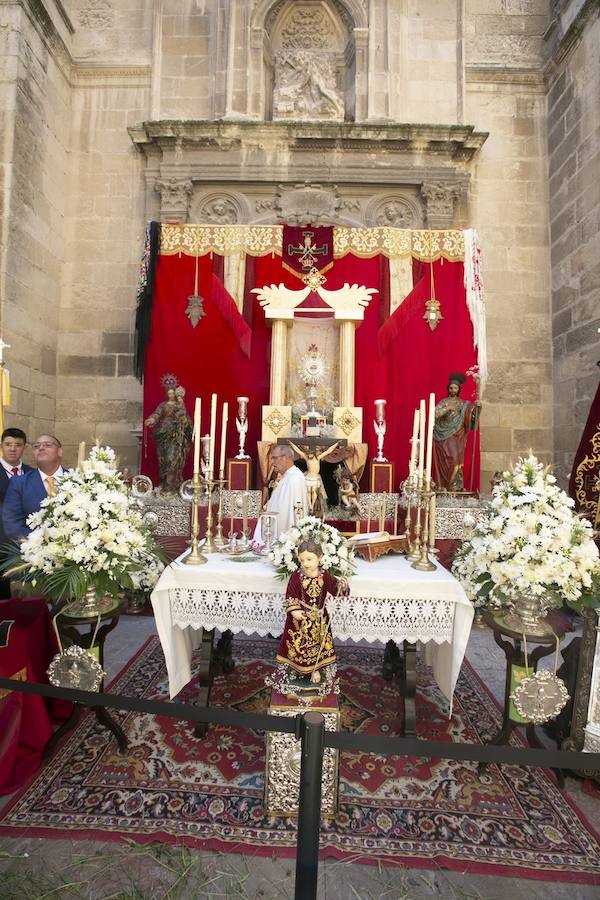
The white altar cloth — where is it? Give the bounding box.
[151,552,474,712]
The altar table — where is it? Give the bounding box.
[151,553,474,720]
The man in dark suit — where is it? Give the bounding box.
[3,435,64,543]
[0,428,33,598]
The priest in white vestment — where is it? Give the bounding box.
[253,444,308,543]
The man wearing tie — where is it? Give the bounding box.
[3,435,64,543]
[0,428,32,597]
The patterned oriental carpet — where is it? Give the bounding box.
[1,638,599,885]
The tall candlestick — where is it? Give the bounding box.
[193,398,202,475]
[219,401,228,477]
[77,441,86,469]
[418,399,425,479]
[366,497,372,533]
[409,408,419,476]
[429,492,436,548]
[209,393,217,477]
[393,499,398,536]
[425,392,435,483]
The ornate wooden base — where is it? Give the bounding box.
[265,689,340,817]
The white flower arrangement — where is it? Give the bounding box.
[7,445,165,603]
[269,515,356,580]
[452,454,600,612]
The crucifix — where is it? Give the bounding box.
[287,231,328,270]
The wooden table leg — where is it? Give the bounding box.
[382,640,401,681]
[194,628,216,738]
[95,705,128,754]
[43,703,82,761]
[401,641,417,738]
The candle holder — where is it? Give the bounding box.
[406,473,423,562]
[213,477,228,550]
[235,396,250,459]
[204,476,218,553]
[258,512,278,554]
[180,473,208,566]
[411,479,436,571]
[373,399,388,462]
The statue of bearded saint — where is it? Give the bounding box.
[433,372,481,492]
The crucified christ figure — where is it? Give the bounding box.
[288,441,339,517]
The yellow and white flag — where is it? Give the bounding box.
[0,365,10,435]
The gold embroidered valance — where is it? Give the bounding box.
[160,224,465,262]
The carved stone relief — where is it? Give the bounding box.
[197,196,239,224]
[366,195,423,229]
[274,182,341,224]
[271,3,346,122]
[420,181,465,228]
[273,50,344,121]
[154,178,193,223]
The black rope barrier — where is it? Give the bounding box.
[3,674,600,900]
[1,675,599,770]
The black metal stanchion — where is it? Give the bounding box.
[294,711,325,900]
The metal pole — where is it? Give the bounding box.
[294,711,325,900]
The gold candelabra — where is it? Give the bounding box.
[183,471,208,566]
[204,476,218,553]
[406,473,423,562]
[411,477,436,571]
[213,477,228,550]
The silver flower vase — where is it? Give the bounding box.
[62,585,120,619]
[502,592,555,636]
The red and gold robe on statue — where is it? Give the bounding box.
[276,570,337,676]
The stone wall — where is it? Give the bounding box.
[0,0,72,451]
[2,0,597,487]
[546,0,600,482]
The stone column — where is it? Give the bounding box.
[338,320,356,408]
[154,177,192,223]
[420,182,461,229]
[270,320,288,407]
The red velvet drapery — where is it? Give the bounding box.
[142,247,480,490]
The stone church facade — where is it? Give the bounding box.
[0,0,598,487]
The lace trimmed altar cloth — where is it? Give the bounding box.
[151,554,474,715]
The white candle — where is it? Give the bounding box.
[429,492,436,547]
[366,497,372,533]
[379,494,386,532]
[425,392,435,483]
[77,441,86,469]
[193,397,201,475]
[209,392,217,477]
[408,408,419,476]
[219,401,229,477]
[393,499,398,536]
[418,399,425,480]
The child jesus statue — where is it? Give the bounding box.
[276,540,348,684]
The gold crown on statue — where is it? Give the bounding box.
[160,373,179,390]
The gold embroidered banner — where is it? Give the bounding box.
[160,224,465,262]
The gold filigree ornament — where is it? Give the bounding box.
[334,408,361,437]
[573,427,600,520]
[424,298,443,331]
[263,409,287,435]
[509,633,569,725]
[302,267,327,290]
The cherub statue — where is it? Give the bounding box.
[276,540,348,686]
[288,441,339,516]
[339,475,361,517]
